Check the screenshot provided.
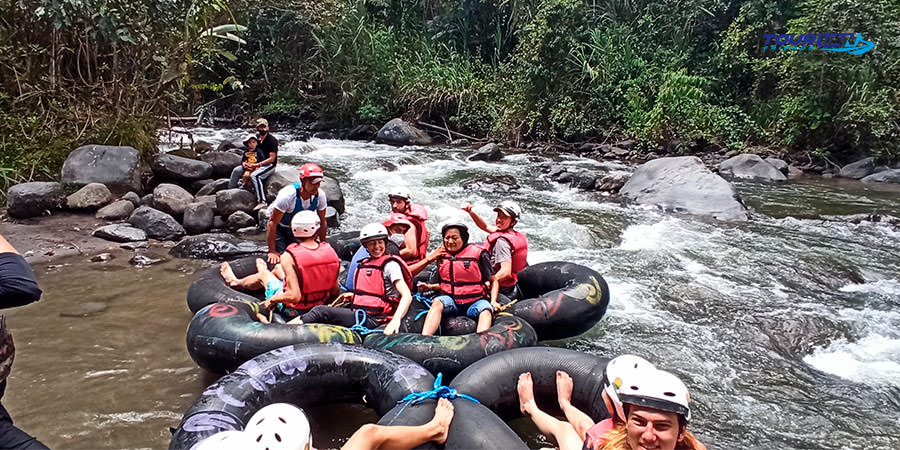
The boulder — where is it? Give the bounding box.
[128,206,185,241]
[450,138,470,146]
[325,206,340,228]
[839,157,875,179]
[764,157,789,174]
[718,154,786,181]
[346,124,377,141]
[65,183,112,211]
[189,179,215,193]
[6,182,64,218]
[183,202,215,235]
[95,200,135,221]
[619,156,749,222]
[215,137,248,153]
[570,172,598,190]
[169,233,266,259]
[151,153,213,182]
[194,195,218,213]
[60,145,142,192]
[861,169,900,184]
[216,188,256,217]
[196,178,230,197]
[200,151,243,178]
[166,147,198,160]
[468,143,503,162]
[194,140,215,154]
[227,211,256,230]
[152,183,194,218]
[92,224,148,243]
[595,173,629,192]
[376,118,433,146]
[140,194,154,206]
[212,216,226,230]
[320,176,345,214]
[122,191,141,207]
[787,165,804,178]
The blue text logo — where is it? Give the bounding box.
[762,33,875,55]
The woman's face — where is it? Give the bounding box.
[625,406,682,450]
[442,228,463,252]
[364,239,386,258]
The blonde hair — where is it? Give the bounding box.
[596,424,705,450]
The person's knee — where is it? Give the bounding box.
[356,423,381,441]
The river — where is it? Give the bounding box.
[4,128,900,449]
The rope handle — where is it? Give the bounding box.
[349,309,384,336]
[397,373,480,406]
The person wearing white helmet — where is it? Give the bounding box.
[195,430,260,450]
[298,223,413,335]
[461,200,528,302]
[266,162,329,264]
[244,403,313,450]
[387,188,431,264]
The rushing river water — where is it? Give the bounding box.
[5,128,900,449]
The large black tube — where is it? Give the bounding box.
[186,257,262,314]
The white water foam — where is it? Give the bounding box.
[804,334,900,385]
[840,279,900,296]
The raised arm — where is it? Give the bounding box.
[461,203,496,233]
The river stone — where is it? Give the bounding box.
[6,182,64,218]
[92,224,148,242]
[325,206,340,228]
[194,195,218,213]
[130,254,163,267]
[170,233,266,259]
[570,171,598,190]
[183,202,215,235]
[120,241,149,250]
[196,178,230,197]
[140,193,154,206]
[346,124,377,140]
[212,216,226,230]
[595,173,629,192]
[60,145,142,192]
[95,200,135,221]
[122,191,141,207]
[264,167,299,200]
[860,169,900,184]
[320,176,345,214]
[195,140,214,154]
[376,118,433,146]
[60,302,107,317]
[620,156,749,222]
[189,179,214,194]
[200,151,242,178]
[128,206,185,241]
[468,143,502,162]
[151,153,213,182]
[65,183,112,211]
[227,211,256,230]
[153,183,194,218]
[216,137,248,153]
[764,157,789,174]
[719,154,786,181]
[450,138,470,146]
[839,157,875,179]
[216,189,256,217]
[90,253,113,262]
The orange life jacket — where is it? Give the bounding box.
[437,244,489,304]
[285,242,340,310]
[398,203,429,263]
[351,254,412,322]
[485,229,528,287]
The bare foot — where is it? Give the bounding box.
[254,258,268,275]
[556,371,574,406]
[430,398,454,444]
[517,372,536,416]
[220,262,239,287]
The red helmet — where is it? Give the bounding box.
[299,163,324,180]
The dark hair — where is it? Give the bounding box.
[441,225,469,246]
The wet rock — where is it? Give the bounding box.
[216,188,256,217]
[189,179,214,193]
[460,175,521,194]
[60,145,142,192]
[122,191,141,207]
[216,137,248,153]
[95,199,135,221]
[166,147,198,160]
[312,131,336,139]
[450,138,470,146]
[321,176,345,214]
[227,211,256,230]
[194,195,218,213]
[128,206,185,241]
[170,233,266,259]
[787,165,804,178]
[90,253,113,262]
[264,167,299,201]
[196,178,230,197]
[212,216,226,230]
[92,224,148,243]
[595,173,629,192]
[200,151,242,178]
[346,124,377,140]
[140,194,154,206]
[153,183,194,218]
[236,226,259,235]
[620,156,748,222]
[120,241,149,250]
[468,143,502,162]
[65,183,112,211]
[325,206,340,228]
[130,254,163,266]
[194,140,214,154]
[376,118,433,146]
[547,165,568,180]
[839,157,875,179]
[718,154,786,181]
[764,157,789,174]
[151,153,213,182]
[60,302,107,317]
[556,171,575,184]
[861,169,900,184]
[874,165,890,174]
[6,182,64,218]
[183,202,215,235]
[570,172,598,190]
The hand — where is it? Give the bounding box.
[427,246,448,262]
[383,320,401,336]
[330,292,352,307]
[461,203,473,213]
[267,251,280,265]
[262,299,275,310]
[491,300,502,311]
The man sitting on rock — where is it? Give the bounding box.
[228,118,278,210]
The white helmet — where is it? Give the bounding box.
[494,200,522,219]
[244,403,313,450]
[195,430,258,450]
[602,354,655,421]
[387,188,411,201]
[291,210,321,238]
[359,223,389,244]
[617,369,692,423]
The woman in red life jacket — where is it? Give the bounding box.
[298,223,414,335]
[418,222,499,335]
[387,188,430,264]
[461,200,528,302]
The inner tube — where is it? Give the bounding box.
[326,230,361,261]
[186,302,361,374]
[187,257,262,314]
[450,347,611,421]
[362,313,538,379]
[170,343,435,450]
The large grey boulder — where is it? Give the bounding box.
[196,178,230,197]
[183,202,215,235]
[169,233,266,259]
[194,195,218,214]
[60,145,142,192]
[839,157,875,179]
[200,151,242,178]
[215,137,248,153]
[6,182,64,218]
[468,143,503,162]
[152,183,194,218]
[92,224,147,243]
[216,189,256,217]
[620,156,749,222]
[376,118,433,146]
[718,154,786,181]
[861,169,900,184]
[65,183,112,211]
[128,206,185,241]
[151,153,213,182]
[95,200,135,221]
[764,157,789,174]
[320,176,345,214]
[226,211,256,230]
[122,191,141,207]
[264,168,345,213]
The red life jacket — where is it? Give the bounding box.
[485,229,528,287]
[285,242,340,310]
[398,203,429,263]
[438,244,489,304]
[351,254,412,322]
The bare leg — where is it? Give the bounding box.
[271,263,285,280]
[518,373,584,450]
[557,371,596,439]
[342,398,454,450]
[255,258,278,286]
[475,310,493,333]
[421,301,444,336]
